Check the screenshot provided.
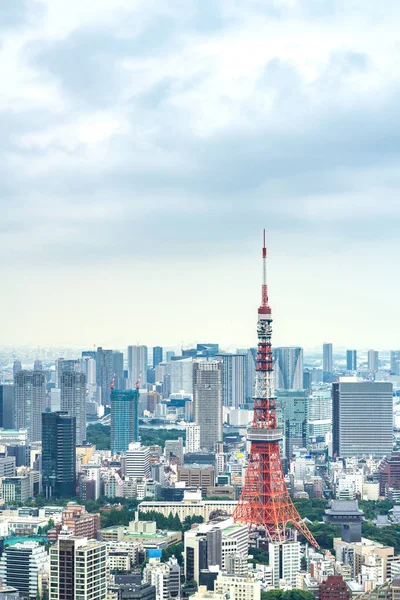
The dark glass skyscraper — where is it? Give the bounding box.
[110,390,139,454]
[0,384,14,429]
[153,346,163,368]
[42,411,76,499]
[346,350,357,371]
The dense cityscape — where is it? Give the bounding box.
[3,0,400,599]
[0,235,398,600]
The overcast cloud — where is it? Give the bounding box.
[1,0,400,350]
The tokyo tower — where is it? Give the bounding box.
[233,231,318,548]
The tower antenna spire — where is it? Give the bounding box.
[233,230,318,548]
[261,228,268,309]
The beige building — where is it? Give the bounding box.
[108,548,131,572]
[214,574,260,600]
[177,465,215,496]
[98,516,181,549]
[189,587,226,600]
[334,537,394,581]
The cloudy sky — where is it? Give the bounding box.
[1,0,400,351]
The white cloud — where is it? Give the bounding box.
[1,0,400,347]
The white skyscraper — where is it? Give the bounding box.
[79,357,96,385]
[368,349,379,372]
[170,358,193,394]
[273,347,303,390]
[217,353,247,408]
[128,345,148,386]
[186,423,201,453]
[125,443,151,479]
[269,541,300,588]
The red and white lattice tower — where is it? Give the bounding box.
[233,231,318,547]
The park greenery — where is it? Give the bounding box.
[261,591,314,600]
[86,424,186,450]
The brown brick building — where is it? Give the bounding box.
[319,576,350,600]
[62,503,100,540]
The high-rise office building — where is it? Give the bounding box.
[332,380,393,458]
[56,358,79,387]
[50,536,107,600]
[96,347,114,406]
[269,541,300,588]
[170,358,193,394]
[186,423,201,453]
[390,351,400,375]
[128,345,148,387]
[368,349,379,372]
[60,372,86,445]
[33,359,42,371]
[193,360,222,451]
[12,360,22,381]
[323,343,333,374]
[113,351,124,380]
[125,443,151,479]
[273,347,303,390]
[153,347,163,368]
[14,370,46,442]
[308,390,332,441]
[0,384,14,429]
[42,411,76,499]
[0,541,48,600]
[79,356,96,385]
[346,350,357,371]
[110,389,139,454]
[217,354,246,408]
[277,390,308,460]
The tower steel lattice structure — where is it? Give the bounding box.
[233,231,318,548]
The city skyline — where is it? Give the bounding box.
[1,2,400,347]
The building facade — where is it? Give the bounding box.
[323,343,333,374]
[153,347,163,368]
[14,371,46,442]
[50,536,107,600]
[42,411,76,499]
[332,381,393,458]
[60,371,87,445]
[125,443,151,479]
[216,354,247,409]
[128,345,148,387]
[193,361,222,451]
[111,389,139,454]
[0,541,48,600]
[368,350,379,372]
[346,350,357,372]
[273,347,303,390]
[186,424,201,453]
